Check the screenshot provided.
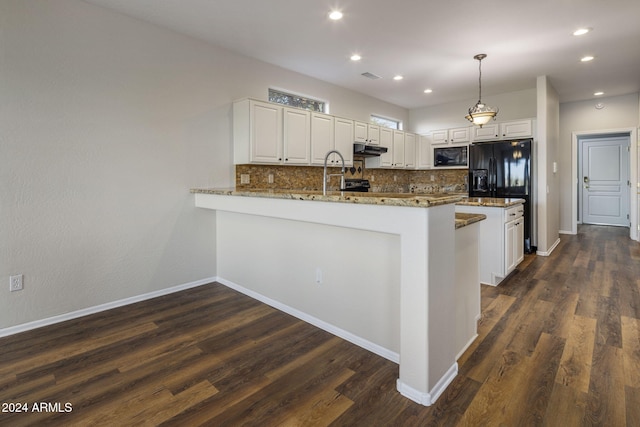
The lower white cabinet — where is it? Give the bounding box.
[455,202,525,286]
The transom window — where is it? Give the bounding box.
[268,88,326,112]
[370,114,401,130]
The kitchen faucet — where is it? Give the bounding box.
[323,150,345,195]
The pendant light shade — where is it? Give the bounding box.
[465,54,498,127]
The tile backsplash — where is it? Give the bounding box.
[236,158,468,194]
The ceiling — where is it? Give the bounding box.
[83,0,640,110]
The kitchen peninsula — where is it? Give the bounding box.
[192,188,484,406]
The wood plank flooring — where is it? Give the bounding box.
[1,224,639,426]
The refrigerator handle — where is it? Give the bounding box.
[489,157,494,193]
[491,157,497,194]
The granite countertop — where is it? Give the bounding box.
[455,212,487,229]
[191,188,465,208]
[456,197,525,207]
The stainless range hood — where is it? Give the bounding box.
[353,143,388,157]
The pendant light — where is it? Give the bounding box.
[465,54,498,127]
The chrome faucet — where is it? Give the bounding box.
[323,150,345,195]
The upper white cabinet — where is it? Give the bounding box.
[501,120,533,139]
[311,113,353,166]
[354,122,380,145]
[392,130,405,168]
[417,134,433,169]
[404,133,417,168]
[234,99,283,164]
[471,119,534,141]
[431,127,471,145]
[310,112,335,164]
[334,117,354,166]
[234,99,310,165]
[282,107,311,164]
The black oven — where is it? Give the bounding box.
[434,146,468,167]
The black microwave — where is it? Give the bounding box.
[434,146,468,167]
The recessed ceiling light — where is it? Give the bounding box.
[581,55,594,62]
[393,75,403,81]
[329,10,343,20]
[594,91,604,96]
[350,54,361,61]
[424,89,433,94]
[573,28,591,36]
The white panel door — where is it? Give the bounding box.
[581,136,630,226]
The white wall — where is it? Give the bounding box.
[535,76,561,254]
[409,89,536,134]
[558,93,640,233]
[216,212,401,353]
[0,0,409,330]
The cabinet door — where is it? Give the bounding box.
[251,101,282,163]
[515,218,525,265]
[501,120,532,139]
[334,117,354,166]
[417,134,432,168]
[354,121,368,143]
[311,113,334,165]
[505,220,516,273]
[392,131,405,168]
[367,124,380,145]
[471,123,500,141]
[449,127,470,143]
[431,129,449,145]
[378,127,393,167]
[283,107,310,164]
[404,133,416,168]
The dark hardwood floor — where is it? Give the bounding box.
[1,224,639,426]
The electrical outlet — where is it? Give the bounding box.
[240,174,250,184]
[10,275,23,292]
[268,174,274,184]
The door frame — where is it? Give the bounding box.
[571,127,638,241]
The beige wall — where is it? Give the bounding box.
[0,0,408,331]
[558,93,640,233]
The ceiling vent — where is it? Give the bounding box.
[361,72,381,80]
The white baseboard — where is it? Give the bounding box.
[396,362,458,406]
[559,229,576,235]
[456,333,479,361]
[0,277,218,338]
[537,237,561,256]
[217,277,400,364]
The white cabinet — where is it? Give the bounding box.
[505,206,525,272]
[392,130,405,168]
[234,99,282,164]
[311,113,353,166]
[455,202,525,286]
[366,129,417,169]
[355,122,380,145]
[282,107,310,164]
[417,134,433,168]
[234,99,309,165]
[501,120,533,139]
[311,112,335,165]
[431,129,449,145]
[431,127,471,145]
[471,123,500,141]
[472,119,534,141]
[404,133,416,168]
[366,127,393,168]
[334,117,354,166]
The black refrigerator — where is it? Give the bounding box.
[468,138,534,253]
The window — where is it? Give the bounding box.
[370,115,401,130]
[268,88,326,112]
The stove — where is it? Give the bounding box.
[343,179,370,192]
